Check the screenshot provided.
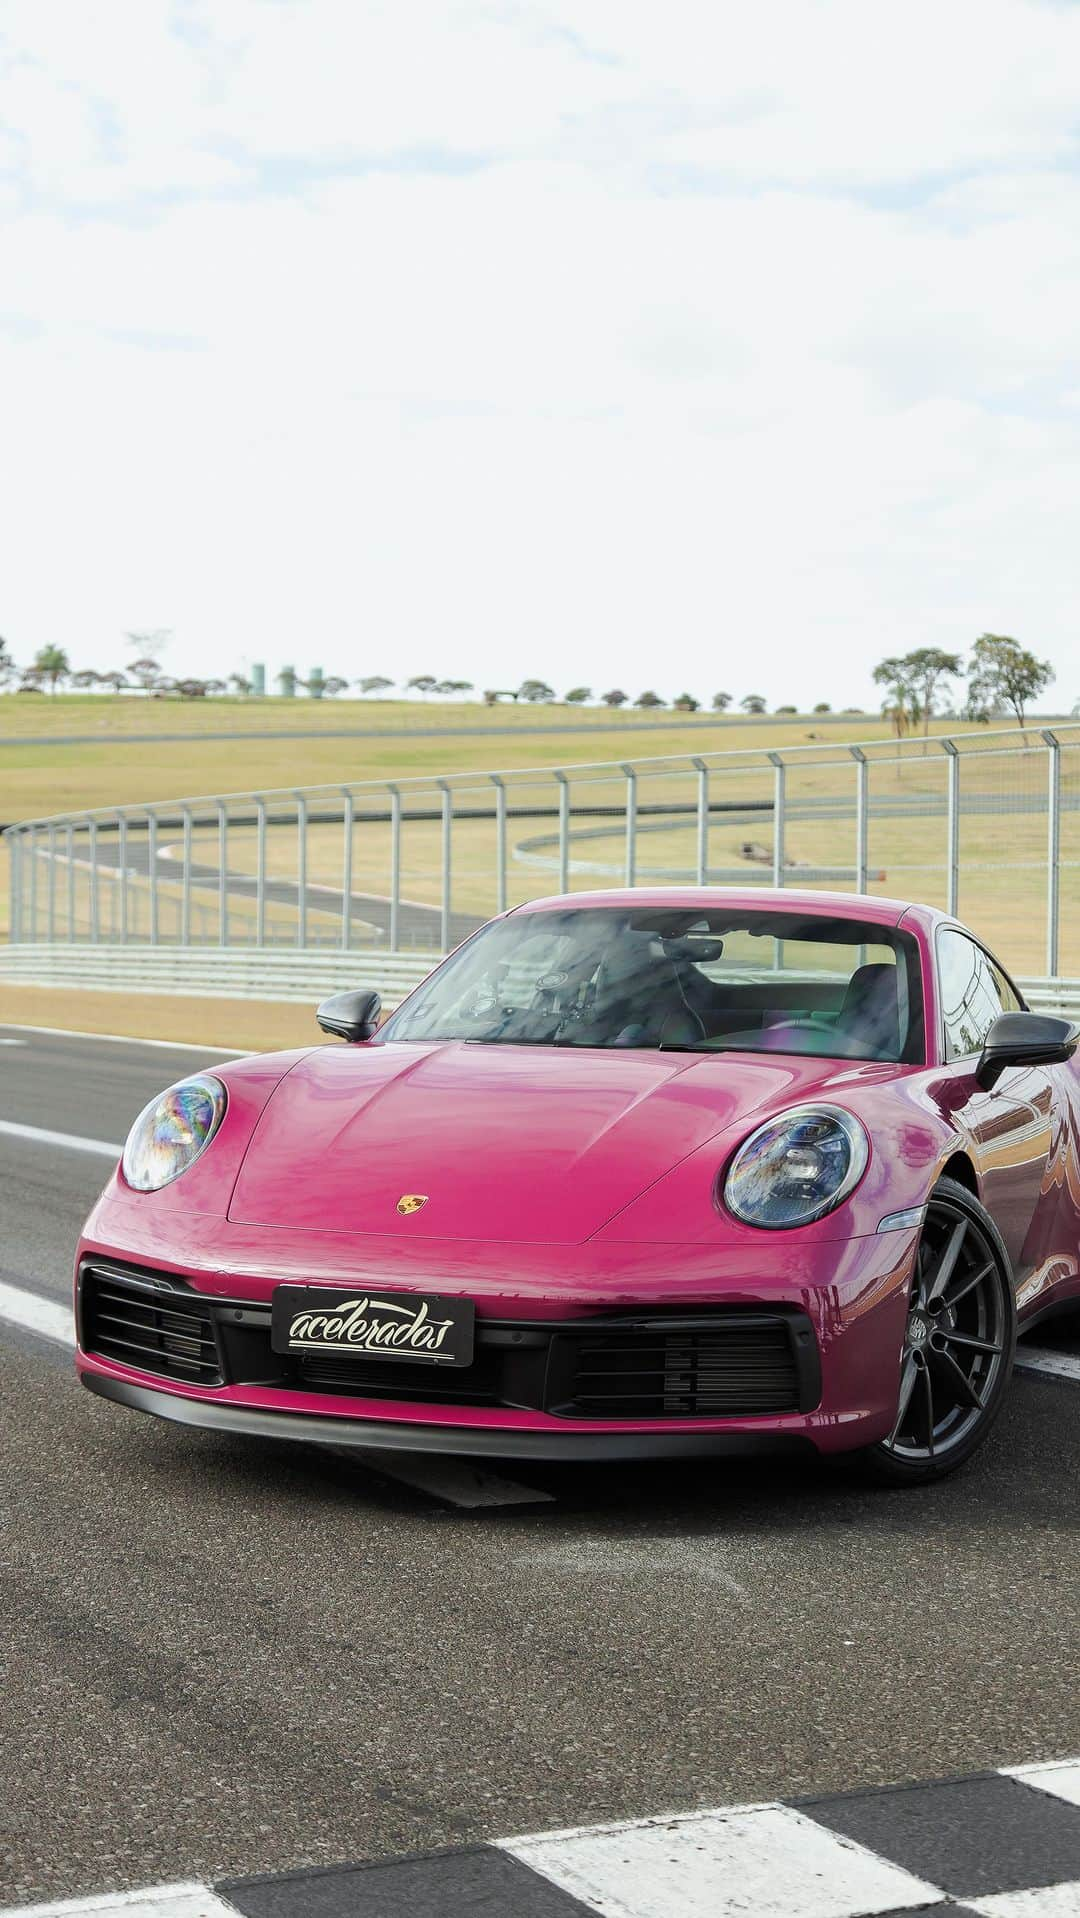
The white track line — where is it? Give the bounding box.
[0,1022,240,1054]
[0,1119,120,1158]
[0,1279,74,1346]
[503,1801,940,1918]
[1015,1347,1080,1384]
[0,1271,550,1512]
[3,1885,234,1916]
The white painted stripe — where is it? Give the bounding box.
[0,1279,75,1346]
[0,1119,120,1158]
[969,1883,1080,1915]
[503,1802,942,1918]
[0,1022,240,1055]
[1005,1758,1080,1808]
[1015,1347,1080,1384]
[0,1037,27,1046]
[338,1446,555,1509]
[0,1879,232,1915]
[0,1283,550,1504]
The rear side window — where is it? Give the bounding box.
[937,929,1022,1061]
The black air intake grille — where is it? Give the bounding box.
[81,1267,223,1386]
[551,1318,802,1418]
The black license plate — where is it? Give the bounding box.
[271,1285,475,1368]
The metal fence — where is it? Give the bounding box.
[4,722,1078,977]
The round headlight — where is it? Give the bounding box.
[722,1104,868,1229]
[121,1075,227,1192]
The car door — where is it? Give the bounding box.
[935,927,1055,1280]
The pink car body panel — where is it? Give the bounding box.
[74,888,1080,1458]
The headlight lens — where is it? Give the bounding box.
[722,1104,868,1229]
[121,1075,227,1191]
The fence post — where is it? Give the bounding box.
[438,779,452,953]
[6,832,18,943]
[87,820,100,942]
[388,785,401,950]
[768,752,785,889]
[340,790,354,950]
[692,757,708,885]
[555,771,570,894]
[254,799,267,947]
[147,810,159,945]
[66,823,75,942]
[850,746,868,892]
[181,807,194,945]
[294,793,307,948]
[622,765,637,886]
[491,775,506,916]
[1042,729,1061,976]
[46,826,57,943]
[116,813,129,944]
[218,801,230,947]
[942,739,959,918]
[27,826,37,941]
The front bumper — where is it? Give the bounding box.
[73,1210,920,1456]
[81,1369,817,1461]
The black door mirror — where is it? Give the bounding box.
[975,1011,1079,1090]
[316,989,382,1043]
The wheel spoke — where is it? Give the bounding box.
[926,1218,968,1305]
[921,1364,935,1456]
[941,1329,1002,1357]
[941,1259,995,1312]
[931,1344,985,1411]
[889,1351,920,1445]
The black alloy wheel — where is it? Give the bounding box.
[862,1176,1016,1485]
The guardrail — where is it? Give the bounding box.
[4,721,1078,977]
[0,943,1076,1023]
[0,945,435,1007]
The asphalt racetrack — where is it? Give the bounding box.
[2,1022,1080,1907]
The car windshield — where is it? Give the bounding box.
[379,907,925,1063]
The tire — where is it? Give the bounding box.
[858,1176,1017,1487]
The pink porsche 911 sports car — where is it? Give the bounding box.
[75,889,1080,1484]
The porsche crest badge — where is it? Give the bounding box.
[396,1194,429,1216]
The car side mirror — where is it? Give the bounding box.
[316,989,382,1043]
[974,1011,1079,1090]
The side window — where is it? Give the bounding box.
[937,929,1016,1061]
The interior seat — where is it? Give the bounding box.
[834,962,900,1057]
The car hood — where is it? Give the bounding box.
[227,1041,889,1244]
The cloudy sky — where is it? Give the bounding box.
[1,0,1078,710]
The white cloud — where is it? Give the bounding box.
[0,0,1078,710]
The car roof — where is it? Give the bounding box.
[513,886,927,929]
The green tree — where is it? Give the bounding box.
[69,669,101,690]
[0,637,15,688]
[966,633,1054,728]
[741,693,766,714]
[33,644,70,694]
[672,692,699,711]
[712,691,732,711]
[322,675,349,697]
[407,675,438,698]
[229,672,252,697]
[518,678,555,702]
[813,701,831,713]
[774,703,797,714]
[565,686,591,703]
[635,689,664,708]
[128,656,163,694]
[276,666,297,697]
[601,688,627,707]
[872,647,961,738]
[100,670,128,694]
[357,675,394,696]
